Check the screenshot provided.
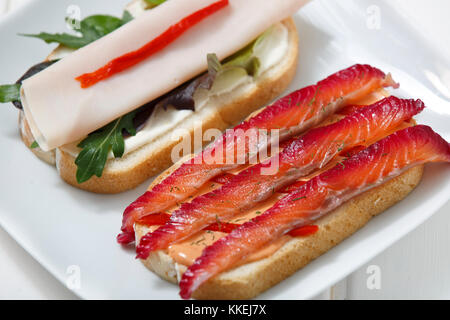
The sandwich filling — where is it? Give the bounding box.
[136,89,411,267]
[60,22,290,159]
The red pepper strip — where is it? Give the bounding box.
[137,212,318,237]
[76,0,229,88]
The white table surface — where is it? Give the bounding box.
[0,0,449,299]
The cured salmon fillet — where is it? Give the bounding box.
[179,125,450,299]
[119,64,398,244]
[135,97,424,258]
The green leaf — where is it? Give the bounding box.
[82,15,122,34]
[144,0,167,7]
[206,52,260,87]
[22,12,135,49]
[223,41,261,76]
[21,31,92,49]
[0,84,21,103]
[74,111,137,183]
[206,53,222,77]
[121,10,134,25]
[30,141,39,149]
[205,38,261,83]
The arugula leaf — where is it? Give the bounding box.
[0,84,21,103]
[74,111,137,183]
[79,15,124,37]
[22,12,134,49]
[22,32,90,49]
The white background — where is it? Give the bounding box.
[0,0,449,299]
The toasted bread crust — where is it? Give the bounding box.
[51,18,299,193]
[135,164,424,299]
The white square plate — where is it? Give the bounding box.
[0,0,449,299]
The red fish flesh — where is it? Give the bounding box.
[119,64,398,244]
[136,96,423,258]
[179,125,450,299]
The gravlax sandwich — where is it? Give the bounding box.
[120,64,449,299]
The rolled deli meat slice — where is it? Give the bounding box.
[20,0,309,151]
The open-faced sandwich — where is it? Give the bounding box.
[0,0,307,193]
[119,64,450,299]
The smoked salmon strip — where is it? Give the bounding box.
[118,64,398,244]
[136,97,424,258]
[179,125,450,299]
